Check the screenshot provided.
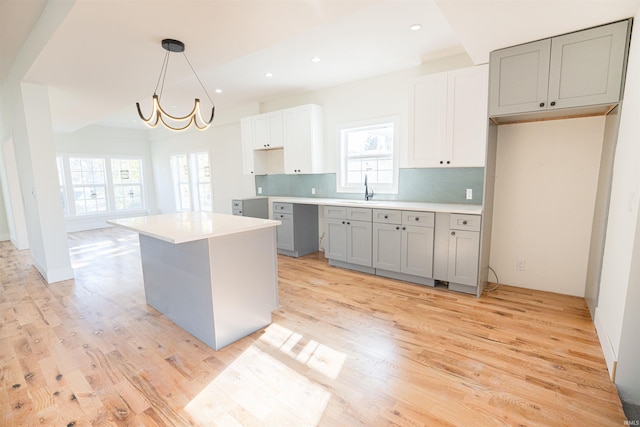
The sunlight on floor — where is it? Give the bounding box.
[186,323,347,425]
[69,237,139,268]
[259,323,347,379]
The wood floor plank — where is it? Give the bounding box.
[0,229,627,426]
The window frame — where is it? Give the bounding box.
[170,151,213,213]
[336,115,400,194]
[56,154,147,217]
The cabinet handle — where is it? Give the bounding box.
[402,227,406,230]
[550,101,556,106]
[451,231,456,236]
[347,222,350,225]
[384,215,388,219]
[395,226,400,230]
[446,161,450,165]
[462,220,468,225]
[342,221,345,224]
[539,102,545,107]
[414,217,419,221]
[439,161,443,164]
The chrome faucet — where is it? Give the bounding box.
[364,174,374,201]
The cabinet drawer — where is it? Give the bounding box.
[273,202,293,214]
[324,205,347,219]
[373,209,401,224]
[347,207,372,222]
[450,214,481,231]
[402,211,434,227]
[232,200,243,209]
[232,208,243,216]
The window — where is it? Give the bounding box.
[56,155,146,217]
[170,152,213,212]
[337,116,399,194]
[69,157,108,214]
[111,158,144,211]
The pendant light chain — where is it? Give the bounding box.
[182,51,214,106]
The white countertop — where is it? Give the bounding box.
[268,197,483,215]
[108,212,281,244]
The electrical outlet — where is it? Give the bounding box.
[466,188,473,200]
[311,187,316,195]
[257,187,262,194]
[517,258,526,271]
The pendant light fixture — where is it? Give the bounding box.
[136,39,215,131]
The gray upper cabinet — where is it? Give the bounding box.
[490,20,630,118]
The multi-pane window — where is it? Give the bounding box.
[338,117,399,194]
[195,152,212,212]
[56,155,146,217]
[69,157,108,214]
[170,152,213,212]
[111,158,144,210]
[170,154,191,211]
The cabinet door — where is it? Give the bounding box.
[401,225,434,278]
[408,71,447,167]
[325,218,347,262]
[448,230,479,287]
[241,117,266,175]
[347,220,372,267]
[548,20,629,110]
[489,39,551,116]
[268,112,284,148]
[447,65,489,167]
[373,223,401,272]
[252,112,283,149]
[275,213,294,251]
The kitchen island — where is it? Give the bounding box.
[108,212,281,350]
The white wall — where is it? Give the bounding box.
[260,53,474,173]
[150,122,256,215]
[54,125,157,231]
[490,117,605,297]
[0,175,8,240]
[594,5,640,391]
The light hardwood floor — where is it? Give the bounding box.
[0,228,626,426]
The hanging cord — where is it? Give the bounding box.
[182,51,215,106]
[485,266,500,292]
[154,49,171,99]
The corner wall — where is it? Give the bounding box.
[490,116,606,297]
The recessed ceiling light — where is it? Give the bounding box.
[410,24,422,31]
[265,72,273,78]
[215,89,222,94]
[311,57,320,63]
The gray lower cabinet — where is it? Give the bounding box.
[273,202,318,257]
[373,209,434,286]
[232,197,268,218]
[434,212,481,294]
[324,206,373,273]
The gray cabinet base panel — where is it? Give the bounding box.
[376,269,434,287]
[448,281,477,295]
[328,259,375,275]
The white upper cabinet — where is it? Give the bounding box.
[241,117,266,175]
[252,111,284,149]
[490,19,630,118]
[282,104,324,174]
[409,64,489,168]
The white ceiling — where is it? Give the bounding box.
[1,0,638,133]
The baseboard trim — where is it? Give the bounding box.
[594,307,618,381]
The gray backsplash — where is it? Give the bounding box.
[255,168,484,205]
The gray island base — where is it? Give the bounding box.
[108,213,280,350]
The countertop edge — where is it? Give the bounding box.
[267,197,484,215]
